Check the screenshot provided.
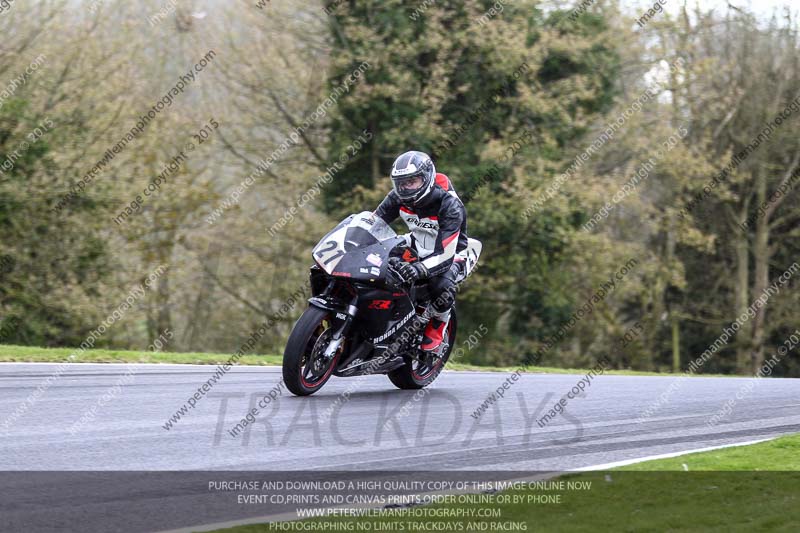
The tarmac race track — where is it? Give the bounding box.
[1,363,798,531]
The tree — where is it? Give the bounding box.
[324,0,621,365]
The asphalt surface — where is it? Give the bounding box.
[2,363,800,471]
[1,362,799,531]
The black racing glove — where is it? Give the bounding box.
[395,261,428,284]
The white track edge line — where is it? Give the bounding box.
[572,436,777,471]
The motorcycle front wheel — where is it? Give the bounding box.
[388,309,457,390]
[283,307,340,396]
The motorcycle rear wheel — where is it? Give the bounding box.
[388,309,457,390]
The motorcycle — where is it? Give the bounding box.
[282,211,481,396]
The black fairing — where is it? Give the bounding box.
[306,214,432,376]
[329,236,407,287]
[354,286,416,343]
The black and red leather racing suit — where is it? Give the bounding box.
[374,174,468,316]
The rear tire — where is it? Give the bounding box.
[283,307,339,396]
[388,309,457,390]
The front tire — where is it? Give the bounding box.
[388,310,457,390]
[283,307,340,396]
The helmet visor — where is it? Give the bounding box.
[392,173,426,199]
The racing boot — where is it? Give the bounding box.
[421,308,451,352]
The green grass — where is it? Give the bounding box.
[210,434,800,533]
[618,434,800,471]
[0,343,734,377]
[0,344,283,366]
[0,343,702,376]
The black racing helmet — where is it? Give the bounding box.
[390,150,435,205]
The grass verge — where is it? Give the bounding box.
[0,344,283,366]
[0,343,696,376]
[212,434,800,533]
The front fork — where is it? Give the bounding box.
[308,294,358,362]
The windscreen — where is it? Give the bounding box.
[347,211,396,242]
[312,212,396,274]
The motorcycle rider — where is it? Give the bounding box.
[374,150,468,352]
